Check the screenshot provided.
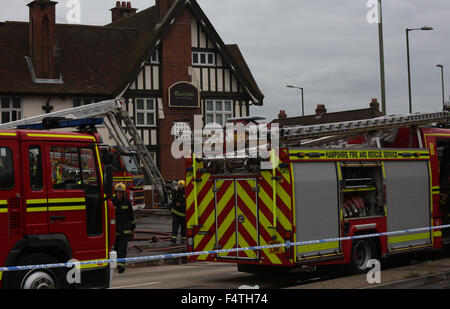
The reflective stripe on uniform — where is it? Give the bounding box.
[171,209,186,217]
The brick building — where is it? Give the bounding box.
[0,0,264,181]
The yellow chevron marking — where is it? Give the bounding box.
[237,234,257,258]
[261,172,291,230]
[216,183,236,256]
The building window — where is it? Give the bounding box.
[1,97,22,124]
[149,49,159,64]
[135,98,156,127]
[172,122,191,142]
[205,100,233,126]
[192,51,215,66]
[73,98,102,107]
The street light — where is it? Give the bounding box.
[286,85,304,117]
[436,64,445,110]
[377,0,387,116]
[406,26,434,113]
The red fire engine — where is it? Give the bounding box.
[110,146,145,210]
[0,129,116,288]
[185,112,450,273]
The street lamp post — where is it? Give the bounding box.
[286,85,304,117]
[437,64,445,110]
[377,0,387,116]
[406,26,433,113]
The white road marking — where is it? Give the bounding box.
[110,281,161,289]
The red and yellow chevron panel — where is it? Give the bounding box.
[235,179,258,259]
[258,166,295,266]
[186,161,216,262]
[216,179,237,258]
[185,153,296,266]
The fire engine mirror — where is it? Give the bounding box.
[104,164,113,196]
[100,147,112,165]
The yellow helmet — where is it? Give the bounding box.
[178,180,185,187]
[114,182,126,192]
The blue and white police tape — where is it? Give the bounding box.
[1,223,450,272]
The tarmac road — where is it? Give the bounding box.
[116,210,450,289]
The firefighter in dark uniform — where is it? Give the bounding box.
[113,182,136,274]
[170,180,186,243]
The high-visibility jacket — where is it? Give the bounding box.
[112,197,136,236]
[170,189,186,217]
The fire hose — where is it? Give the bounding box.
[128,230,185,252]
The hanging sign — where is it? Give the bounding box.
[168,82,200,108]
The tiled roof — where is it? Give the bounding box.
[0,1,263,101]
[272,107,383,127]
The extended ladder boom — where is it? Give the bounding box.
[0,99,167,205]
[280,111,450,145]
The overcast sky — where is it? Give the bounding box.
[1,0,449,121]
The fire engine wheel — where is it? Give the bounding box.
[21,271,56,289]
[350,239,374,274]
[6,253,67,289]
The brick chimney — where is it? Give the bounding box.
[315,104,327,117]
[156,0,176,21]
[111,1,137,23]
[27,0,58,79]
[370,98,380,111]
[278,110,287,119]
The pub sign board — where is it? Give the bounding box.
[168,82,200,108]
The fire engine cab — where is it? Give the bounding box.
[0,129,115,289]
[110,146,145,210]
[185,111,450,273]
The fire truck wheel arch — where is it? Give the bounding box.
[2,253,68,289]
[1,234,72,289]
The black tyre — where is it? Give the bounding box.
[349,239,375,274]
[4,253,68,289]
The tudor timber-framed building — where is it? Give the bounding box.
[0,0,264,181]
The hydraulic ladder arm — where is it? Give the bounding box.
[0,99,168,206]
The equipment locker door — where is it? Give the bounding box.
[215,179,236,258]
[293,162,341,260]
[384,161,431,251]
[235,178,259,259]
[215,178,259,259]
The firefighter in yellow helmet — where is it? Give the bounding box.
[170,180,186,243]
[112,182,135,274]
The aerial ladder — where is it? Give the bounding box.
[278,111,450,147]
[0,99,168,206]
[209,111,450,163]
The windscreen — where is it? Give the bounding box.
[122,153,140,175]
